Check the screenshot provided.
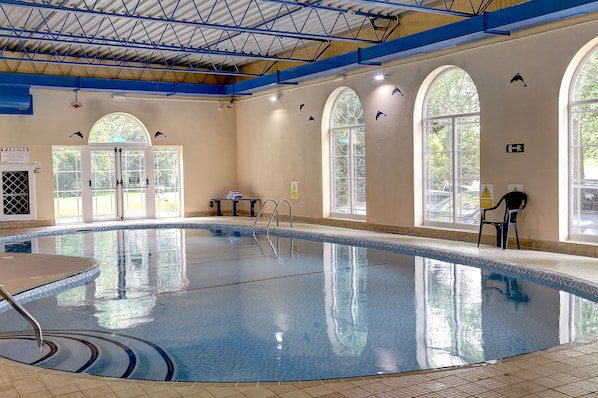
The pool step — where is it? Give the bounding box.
[0,329,175,380]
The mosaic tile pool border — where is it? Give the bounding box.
[2,221,598,304]
[0,263,101,314]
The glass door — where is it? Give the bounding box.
[89,147,148,221]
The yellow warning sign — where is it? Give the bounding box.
[291,181,299,199]
[480,184,493,209]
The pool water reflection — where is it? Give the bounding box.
[0,228,596,382]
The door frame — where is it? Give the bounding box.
[81,143,155,222]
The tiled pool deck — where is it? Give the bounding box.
[0,218,598,397]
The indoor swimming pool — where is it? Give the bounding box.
[0,224,596,383]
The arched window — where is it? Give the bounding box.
[570,46,598,239]
[89,113,149,144]
[423,67,480,227]
[329,88,366,219]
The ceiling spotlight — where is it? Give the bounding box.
[218,101,223,111]
[154,131,167,138]
[228,98,235,108]
[374,73,386,81]
[69,131,83,139]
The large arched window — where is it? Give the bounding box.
[329,88,366,219]
[423,67,480,227]
[569,46,598,239]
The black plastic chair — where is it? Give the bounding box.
[477,191,527,250]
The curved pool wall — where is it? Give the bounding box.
[0,261,100,315]
[2,221,598,306]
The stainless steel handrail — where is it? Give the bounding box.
[0,285,43,350]
[253,198,278,228]
[267,199,293,230]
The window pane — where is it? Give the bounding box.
[53,147,83,223]
[333,130,349,156]
[573,51,598,101]
[571,49,598,238]
[154,147,181,218]
[89,113,148,143]
[332,90,364,127]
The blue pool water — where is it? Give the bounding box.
[0,225,597,382]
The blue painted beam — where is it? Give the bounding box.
[0,72,228,96]
[0,85,31,110]
[484,0,598,32]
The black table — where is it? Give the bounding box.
[210,198,259,216]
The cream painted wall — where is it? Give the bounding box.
[0,89,237,222]
[235,15,598,243]
[1,14,597,248]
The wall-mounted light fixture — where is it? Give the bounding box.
[70,90,82,108]
[269,94,279,102]
[218,101,223,111]
[69,131,84,139]
[228,98,235,108]
[154,131,167,138]
[374,73,387,81]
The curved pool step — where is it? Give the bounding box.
[0,329,175,381]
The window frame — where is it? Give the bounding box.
[568,47,598,241]
[329,88,366,220]
[422,67,480,229]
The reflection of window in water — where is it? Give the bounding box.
[52,230,188,330]
[415,258,484,369]
[560,292,598,343]
[323,242,368,356]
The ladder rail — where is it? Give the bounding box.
[253,198,278,228]
[0,285,43,350]
[267,199,293,230]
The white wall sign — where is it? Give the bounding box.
[1,147,30,163]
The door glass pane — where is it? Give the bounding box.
[122,150,147,219]
[91,150,117,220]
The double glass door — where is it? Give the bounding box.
[88,147,150,221]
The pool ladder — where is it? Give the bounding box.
[0,285,43,350]
[253,198,293,232]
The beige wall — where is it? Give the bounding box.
[235,15,598,244]
[0,90,237,223]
